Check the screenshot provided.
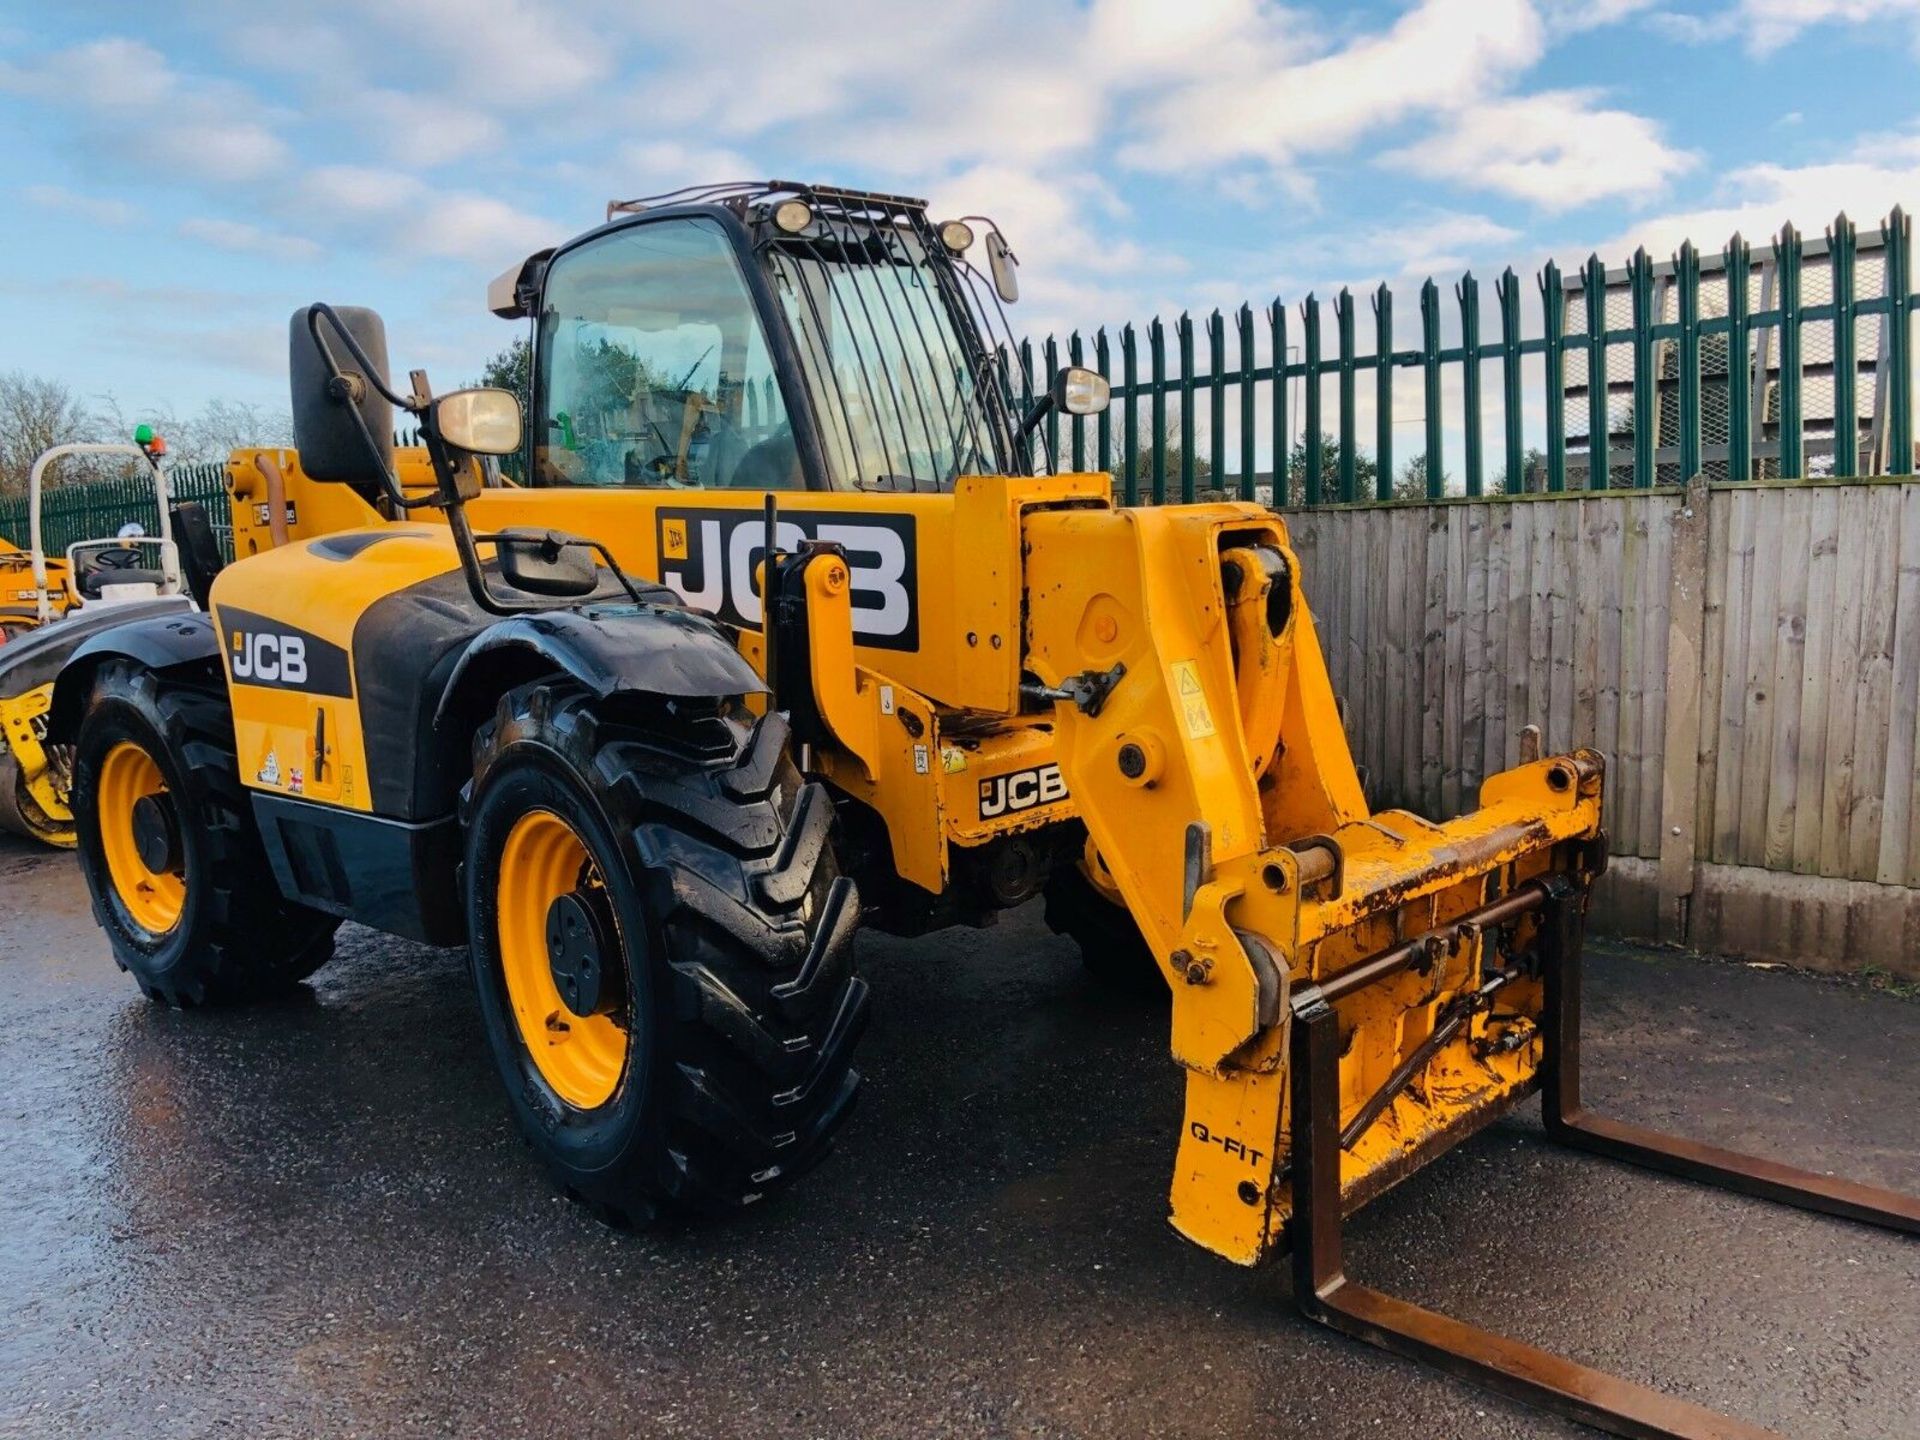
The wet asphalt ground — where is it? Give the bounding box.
[1,829,1916,1440]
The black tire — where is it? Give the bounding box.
[463,681,867,1225]
[0,748,71,846]
[71,660,338,1006]
[1043,853,1166,995]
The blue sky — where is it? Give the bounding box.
[3,0,1919,438]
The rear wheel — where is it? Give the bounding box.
[71,661,338,1005]
[464,682,867,1225]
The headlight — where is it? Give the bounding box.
[937,219,975,254]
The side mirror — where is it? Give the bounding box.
[434,388,522,456]
[985,229,1019,304]
[290,305,395,487]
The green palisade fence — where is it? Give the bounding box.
[1023,207,1918,505]
[0,462,234,562]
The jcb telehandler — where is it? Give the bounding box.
[51,182,1916,1439]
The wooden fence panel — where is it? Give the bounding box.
[1284,482,1920,883]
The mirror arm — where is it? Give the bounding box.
[1018,392,1055,439]
[419,407,647,617]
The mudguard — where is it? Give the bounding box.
[43,604,213,742]
[433,602,767,736]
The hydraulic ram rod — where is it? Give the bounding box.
[1314,875,1560,1006]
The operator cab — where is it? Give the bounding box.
[487,182,1107,498]
[279,181,1110,621]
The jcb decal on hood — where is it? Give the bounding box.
[216,607,352,696]
[656,507,918,651]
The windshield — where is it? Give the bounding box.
[764,216,1014,491]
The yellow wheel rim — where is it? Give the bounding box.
[97,740,186,935]
[497,809,628,1110]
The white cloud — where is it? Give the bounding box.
[0,36,174,108]
[0,36,288,183]
[614,140,766,198]
[1540,0,1660,31]
[1385,90,1698,211]
[1086,0,1296,82]
[290,166,555,266]
[406,193,557,266]
[296,164,419,218]
[1229,209,1524,305]
[1654,0,1920,50]
[323,0,609,107]
[356,90,503,168]
[1119,0,1545,175]
[142,118,290,183]
[611,0,1111,176]
[1581,128,1920,259]
[179,217,323,262]
[23,183,138,227]
[1743,0,1920,52]
[1370,212,1527,279]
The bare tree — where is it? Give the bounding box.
[178,398,294,461]
[1395,452,1450,500]
[1,371,296,499]
[91,394,293,466]
[0,371,95,497]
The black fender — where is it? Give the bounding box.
[46,607,220,744]
[432,603,766,738]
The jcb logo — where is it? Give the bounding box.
[232,631,307,684]
[656,507,919,650]
[978,763,1068,819]
[217,607,352,697]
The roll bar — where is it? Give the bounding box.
[26,443,180,623]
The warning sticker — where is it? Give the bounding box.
[1172,659,1216,739]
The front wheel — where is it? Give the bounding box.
[1043,840,1166,995]
[71,661,338,1005]
[463,683,867,1225]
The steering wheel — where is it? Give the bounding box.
[89,546,147,571]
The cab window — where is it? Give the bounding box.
[533,218,798,490]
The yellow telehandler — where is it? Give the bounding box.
[48,182,1915,1439]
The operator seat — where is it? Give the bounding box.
[731,426,802,489]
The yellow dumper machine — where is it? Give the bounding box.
[51,183,1915,1439]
